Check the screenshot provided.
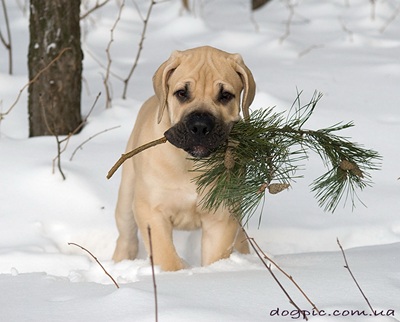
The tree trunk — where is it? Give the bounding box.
[28,0,82,137]
[252,0,271,11]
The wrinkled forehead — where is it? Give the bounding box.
[168,54,243,92]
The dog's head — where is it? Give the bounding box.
[153,46,256,158]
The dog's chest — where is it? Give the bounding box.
[165,189,203,230]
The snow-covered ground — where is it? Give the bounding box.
[1,0,399,321]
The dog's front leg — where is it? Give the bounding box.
[113,165,139,262]
[201,213,246,266]
[136,213,185,271]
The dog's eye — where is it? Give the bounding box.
[174,89,189,102]
[218,91,234,104]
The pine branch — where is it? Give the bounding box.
[193,91,381,220]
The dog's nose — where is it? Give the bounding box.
[187,113,215,137]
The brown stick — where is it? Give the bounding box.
[80,0,111,20]
[39,94,66,180]
[70,126,121,161]
[0,0,12,74]
[40,92,101,180]
[337,238,375,315]
[107,136,168,179]
[241,226,309,320]
[104,0,124,108]
[380,3,400,33]
[251,236,319,313]
[122,0,156,99]
[147,226,159,322]
[68,242,120,289]
[0,47,71,120]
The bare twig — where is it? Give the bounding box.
[39,94,67,180]
[298,44,324,58]
[241,226,309,320]
[370,0,376,20]
[57,92,101,178]
[0,0,12,74]
[104,0,125,108]
[84,46,125,82]
[337,238,375,315]
[181,0,189,11]
[0,47,71,122]
[380,3,400,33]
[339,17,353,42]
[279,0,295,43]
[250,12,260,32]
[68,242,120,289]
[251,236,319,313]
[80,0,111,20]
[147,226,159,322]
[40,92,101,180]
[70,126,121,161]
[122,0,156,99]
[107,136,168,179]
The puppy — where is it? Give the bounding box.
[113,46,255,271]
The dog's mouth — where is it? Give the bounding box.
[184,145,214,158]
[164,112,231,159]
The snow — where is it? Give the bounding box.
[0,0,399,321]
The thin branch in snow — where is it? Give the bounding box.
[279,0,295,43]
[39,94,67,180]
[104,0,125,108]
[80,0,111,20]
[41,92,101,180]
[251,236,320,314]
[380,3,400,33]
[298,44,324,57]
[0,47,71,123]
[147,226,159,322]
[337,238,375,315]
[241,226,309,320]
[70,125,121,161]
[122,0,157,99]
[68,242,120,289]
[0,0,13,74]
[370,0,376,21]
[339,17,354,42]
[84,46,125,82]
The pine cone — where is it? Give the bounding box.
[339,160,363,178]
[224,146,235,170]
[257,183,268,194]
[350,167,364,178]
[339,160,357,170]
[268,183,290,194]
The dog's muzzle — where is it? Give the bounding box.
[164,112,231,158]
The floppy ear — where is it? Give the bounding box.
[152,51,182,124]
[231,54,256,121]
